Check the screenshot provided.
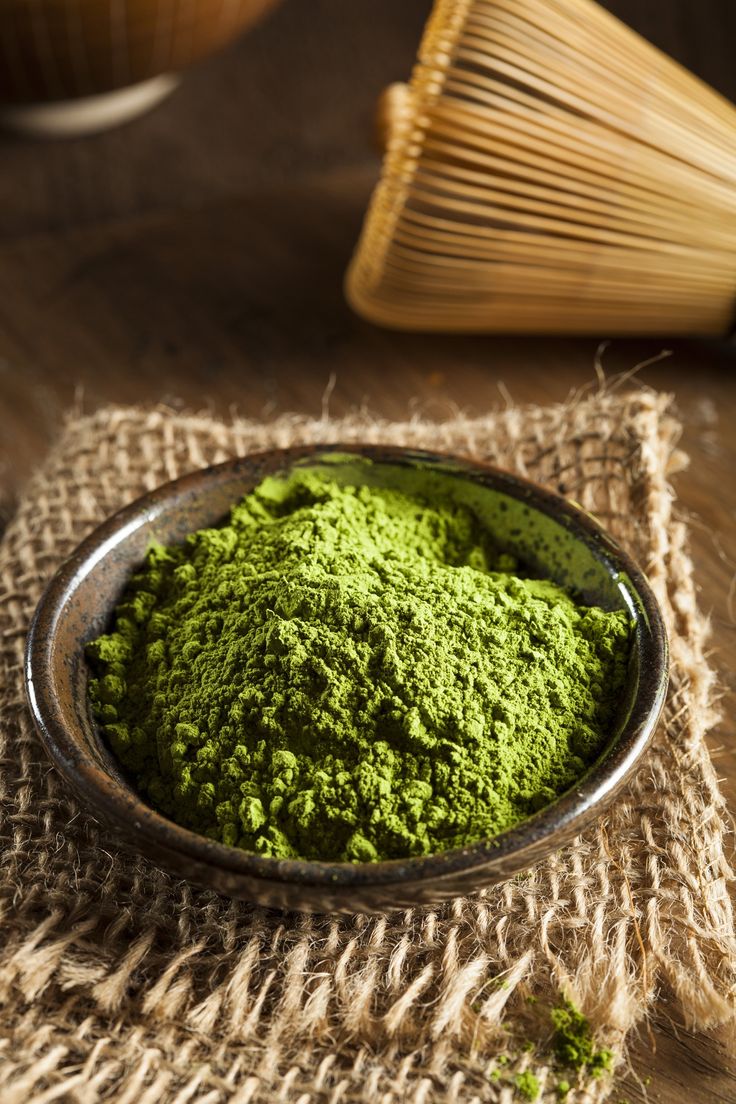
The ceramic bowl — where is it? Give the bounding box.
[0,0,281,137]
[25,445,668,914]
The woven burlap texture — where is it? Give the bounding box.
[1,388,734,1104]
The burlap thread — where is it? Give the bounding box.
[0,387,734,1102]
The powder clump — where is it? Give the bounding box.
[514,1071,540,1100]
[87,468,631,862]
[550,1001,614,1077]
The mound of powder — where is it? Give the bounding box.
[87,468,631,862]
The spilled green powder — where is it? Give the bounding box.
[551,1001,614,1077]
[87,468,631,862]
[485,998,614,1098]
[513,1071,540,1100]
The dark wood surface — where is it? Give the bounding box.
[1,2,735,1099]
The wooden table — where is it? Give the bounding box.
[1,2,734,1099]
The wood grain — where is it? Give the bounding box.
[0,1,734,1099]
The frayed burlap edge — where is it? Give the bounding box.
[0,386,734,1104]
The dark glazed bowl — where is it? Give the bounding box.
[25,446,668,914]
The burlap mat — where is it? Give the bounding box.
[1,388,734,1103]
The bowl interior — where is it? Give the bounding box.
[26,447,667,912]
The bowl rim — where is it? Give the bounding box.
[25,443,668,891]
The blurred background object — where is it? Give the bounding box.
[346,0,736,337]
[0,0,280,136]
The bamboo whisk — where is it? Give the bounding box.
[346,0,736,335]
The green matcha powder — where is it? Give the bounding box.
[87,468,631,862]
